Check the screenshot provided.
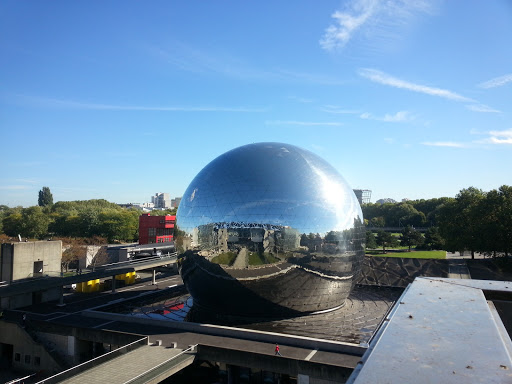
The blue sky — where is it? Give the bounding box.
[1,0,511,207]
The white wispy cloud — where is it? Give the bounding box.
[466,104,501,113]
[360,110,413,122]
[358,68,474,102]
[471,128,512,145]
[149,44,345,85]
[320,0,434,51]
[16,95,265,113]
[321,105,361,114]
[483,129,512,145]
[320,0,377,51]
[478,74,512,89]
[422,141,466,148]
[423,129,512,149]
[384,138,395,144]
[265,120,343,126]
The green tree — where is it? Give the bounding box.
[376,231,398,254]
[38,186,53,207]
[477,185,512,257]
[78,208,101,238]
[366,231,377,249]
[99,209,138,243]
[20,206,50,239]
[438,187,485,258]
[399,225,424,252]
[2,212,23,237]
[370,216,386,227]
[423,227,445,250]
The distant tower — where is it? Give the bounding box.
[353,189,372,205]
[151,193,171,208]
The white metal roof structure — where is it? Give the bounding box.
[350,277,512,384]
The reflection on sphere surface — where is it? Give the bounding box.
[176,142,365,316]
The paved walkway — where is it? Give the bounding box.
[58,345,194,384]
[232,248,248,269]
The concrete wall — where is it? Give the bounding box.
[6,293,32,309]
[0,321,61,375]
[35,331,75,366]
[1,241,62,282]
[83,245,109,269]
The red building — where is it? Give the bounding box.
[138,214,176,245]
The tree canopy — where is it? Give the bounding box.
[38,186,53,207]
[399,225,424,252]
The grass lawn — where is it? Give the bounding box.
[211,252,237,265]
[366,250,446,259]
[248,252,280,265]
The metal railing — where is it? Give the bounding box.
[35,337,148,384]
[92,253,178,271]
[5,373,37,384]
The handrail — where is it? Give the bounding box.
[122,344,197,384]
[35,337,148,384]
[93,253,178,271]
[5,373,37,384]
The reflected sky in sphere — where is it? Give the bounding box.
[177,142,363,238]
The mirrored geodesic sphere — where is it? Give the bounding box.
[176,142,364,317]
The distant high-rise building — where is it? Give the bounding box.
[353,189,372,205]
[151,193,171,209]
[171,197,182,208]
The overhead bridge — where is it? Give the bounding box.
[36,339,196,384]
[0,254,178,304]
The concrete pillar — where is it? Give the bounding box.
[57,286,65,307]
[227,365,234,384]
[152,269,156,285]
[112,275,116,293]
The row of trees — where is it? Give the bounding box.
[363,185,511,257]
[366,226,445,253]
[361,197,452,228]
[437,186,512,257]
[0,195,176,243]
[1,185,510,258]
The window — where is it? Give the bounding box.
[148,228,156,236]
[14,353,20,362]
[33,260,43,275]
[25,354,31,364]
[34,356,41,366]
